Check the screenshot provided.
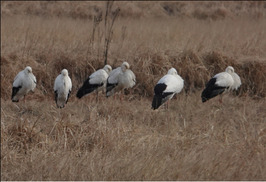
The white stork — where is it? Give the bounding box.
[106,61,136,98]
[76,65,112,99]
[54,69,72,108]
[12,66,37,102]
[201,66,241,103]
[152,68,184,110]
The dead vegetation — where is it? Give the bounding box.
[1,1,266,20]
[1,1,266,181]
[1,95,265,180]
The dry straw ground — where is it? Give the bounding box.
[1,1,266,181]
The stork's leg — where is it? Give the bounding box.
[164,102,167,109]
[114,94,116,100]
[163,100,169,110]
[219,94,223,104]
[119,91,123,102]
[96,91,99,103]
[23,95,26,103]
[166,100,169,109]
[122,90,125,101]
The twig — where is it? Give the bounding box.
[104,6,120,65]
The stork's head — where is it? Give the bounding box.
[225,66,234,74]
[121,61,130,72]
[103,65,112,74]
[61,69,68,76]
[167,68,178,75]
[25,66,32,74]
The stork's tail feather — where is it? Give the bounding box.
[76,87,96,99]
[152,95,162,110]
[11,86,22,101]
[201,89,209,103]
[201,87,226,103]
[76,89,84,99]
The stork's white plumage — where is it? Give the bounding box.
[226,66,241,91]
[152,68,184,110]
[12,66,37,102]
[76,65,112,99]
[201,66,241,102]
[54,69,72,108]
[105,67,122,95]
[106,62,136,97]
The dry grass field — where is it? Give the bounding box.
[1,1,266,181]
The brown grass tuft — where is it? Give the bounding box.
[239,61,266,97]
[174,50,209,92]
[3,116,44,153]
